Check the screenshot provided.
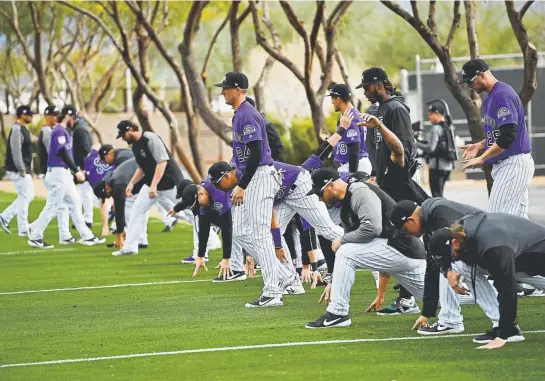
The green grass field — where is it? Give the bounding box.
[1,192,544,381]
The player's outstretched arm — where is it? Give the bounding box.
[358,114,405,168]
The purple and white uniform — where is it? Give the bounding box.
[335,107,372,175]
[482,81,534,218]
[85,149,114,188]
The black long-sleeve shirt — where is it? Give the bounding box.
[196,210,233,259]
[71,119,92,169]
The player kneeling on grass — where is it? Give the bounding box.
[305,167,427,329]
[170,177,246,283]
[429,211,545,349]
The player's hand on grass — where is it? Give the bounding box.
[245,256,255,278]
[331,238,341,253]
[447,270,470,295]
[476,337,506,350]
[340,109,354,129]
[126,183,134,198]
[275,247,286,262]
[192,257,208,277]
[311,271,323,289]
[231,186,245,206]
[101,225,111,237]
[460,156,484,172]
[114,233,124,249]
[460,142,482,160]
[319,283,331,305]
[217,258,232,280]
[357,113,381,129]
[301,265,311,283]
[412,316,430,330]
[365,294,384,312]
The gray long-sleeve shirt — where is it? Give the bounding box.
[340,182,383,244]
[9,123,26,172]
[417,124,454,171]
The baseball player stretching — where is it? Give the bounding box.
[0,105,35,237]
[112,120,183,256]
[430,212,545,349]
[460,59,534,218]
[36,106,73,244]
[214,72,285,308]
[27,111,105,248]
[328,84,372,175]
[305,167,427,329]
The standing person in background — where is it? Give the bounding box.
[417,102,456,197]
[0,105,35,237]
[460,59,534,218]
[62,105,94,228]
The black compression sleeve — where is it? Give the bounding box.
[173,201,185,213]
[58,147,79,172]
[238,141,262,189]
[347,142,360,173]
[197,214,212,258]
[112,185,126,232]
[219,210,233,259]
[319,235,335,273]
[422,255,440,318]
[315,141,334,160]
[496,123,517,149]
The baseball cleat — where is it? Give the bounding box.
[59,237,77,245]
[376,296,421,316]
[417,322,465,335]
[0,216,12,234]
[161,219,178,233]
[180,255,209,264]
[305,312,351,329]
[28,239,54,249]
[473,326,525,344]
[112,248,138,256]
[81,236,106,246]
[212,270,247,283]
[245,296,283,308]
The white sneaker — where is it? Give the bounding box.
[112,248,138,256]
[59,237,77,245]
[81,236,106,246]
[417,322,465,335]
[283,277,306,295]
[245,296,283,308]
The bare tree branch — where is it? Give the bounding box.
[410,1,420,21]
[520,0,534,19]
[445,1,462,51]
[309,1,325,70]
[229,1,243,72]
[464,1,479,58]
[427,1,437,36]
[201,12,230,80]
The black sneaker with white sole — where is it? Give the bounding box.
[417,322,464,335]
[59,237,77,245]
[305,312,352,329]
[473,326,525,344]
[376,296,421,316]
[245,295,283,308]
[81,236,106,246]
[0,216,12,234]
[212,270,247,283]
[28,239,54,249]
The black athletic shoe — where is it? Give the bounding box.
[245,295,283,308]
[305,312,351,329]
[28,239,54,249]
[162,219,178,233]
[0,216,12,234]
[72,223,93,229]
[473,326,525,344]
[212,270,247,283]
[138,244,149,249]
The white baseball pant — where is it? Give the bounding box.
[125,194,149,246]
[0,171,34,235]
[42,176,71,241]
[487,153,534,219]
[231,233,245,272]
[79,181,95,224]
[338,157,373,175]
[29,168,94,241]
[327,238,426,316]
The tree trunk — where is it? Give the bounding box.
[229,1,243,72]
[0,112,6,142]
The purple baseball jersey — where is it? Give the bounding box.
[272,161,301,204]
[48,124,73,168]
[85,149,115,187]
[231,101,273,171]
[333,107,367,164]
[482,82,531,164]
[201,176,231,216]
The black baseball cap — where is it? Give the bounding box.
[98,144,114,160]
[179,184,200,215]
[176,179,194,199]
[391,200,419,229]
[355,67,388,89]
[214,72,249,90]
[93,180,108,202]
[208,161,234,185]
[61,105,77,117]
[116,120,137,139]
[306,167,340,196]
[326,84,351,100]
[44,105,59,116]
[461,59,489,84]
[428,102,446,116]
[16,105,33,117]
[428,227,454,258]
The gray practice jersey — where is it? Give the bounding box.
[340,182,382,244]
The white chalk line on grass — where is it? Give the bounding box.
[0,248,75,256]
[2,330,545,369]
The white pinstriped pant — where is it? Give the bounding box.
[233,166,287,298]
[338,157,373,175]
[327,238,426,316]
[488,153,534,219]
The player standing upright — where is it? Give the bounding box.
[460,59,534,218]
[214,72,282,307]
[0,105,35,237]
